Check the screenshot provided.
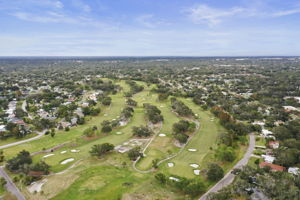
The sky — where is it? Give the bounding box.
[0,0,300,56]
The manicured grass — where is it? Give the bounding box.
[248,157,262,168]
[255,137,266,146]
[134,89,181,170]
[162,101,223,178]
[52,165,147,200]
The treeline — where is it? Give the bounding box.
[143,104,164,124]
[272,119,300,167]
[6,150,50,185]
[207,165,300,200]
[171,98,194,117]
[125,80,144,97]
[172,120,196,144]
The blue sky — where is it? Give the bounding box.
[0,0,300,56]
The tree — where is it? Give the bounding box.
[90,143,114,157]
[127,147,142,161]
[183,179,206,197]
[6,150,32,172]
[155,173,167,184]
[0,177,6,187]
[207,163,224,181]
[102,96,112,106]
[30,161,50,174]
[83,127,95,137]
[50,129,55,137]
[0,150,4,162]
[132,126,152,137]
[152,158,159,169]
[126,98,137,107]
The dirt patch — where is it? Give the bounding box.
[81,135,99,141]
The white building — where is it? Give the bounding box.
[262,155,275,163]
[288,167,300,175]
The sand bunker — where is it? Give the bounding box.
[190,164,199,168]
[71,149,80,153]
[159,133,166,137]
[28,179,48,193]
[169,177,180,182]
[116,131,123,135]
[194,169,201,175]
[61,158,75,165]
[104,114,108,116]
[188,149,197,152]
[43,154,54,158]
[60,151,67,154]
[168,162,174,167]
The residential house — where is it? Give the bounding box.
[259,162,285,172]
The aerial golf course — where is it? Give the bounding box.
[2,80,246,200]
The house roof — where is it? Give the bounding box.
[259,162,285,172]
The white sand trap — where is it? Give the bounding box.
[159,133,166,137]
[195,114,198,116]
[188,149,197,152]
[116,131,123,135]
[60,151,67,154]
[190,164,199,168]
[43,154,54,158]
[71,149,80,153]
[194,169,201,175]
[28,179,48,193]
[104,114,108,116]
[168,162,174,167]
[112,118,116,121]
[169,177,180,182]
[61,158,75,165]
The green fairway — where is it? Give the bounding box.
[161,98,224,178]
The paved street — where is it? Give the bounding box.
[199,133,255,200]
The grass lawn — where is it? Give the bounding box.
[255,137,266,146]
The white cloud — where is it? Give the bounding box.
[272,8,300,17]
[186,4,244,26]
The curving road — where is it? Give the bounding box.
[0,166,26,200]
[0,130,46,150]
[199,133,255,200]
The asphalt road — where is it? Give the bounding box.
[0,166,26,200]
[0,130,45,150]
[199,133,255,200]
